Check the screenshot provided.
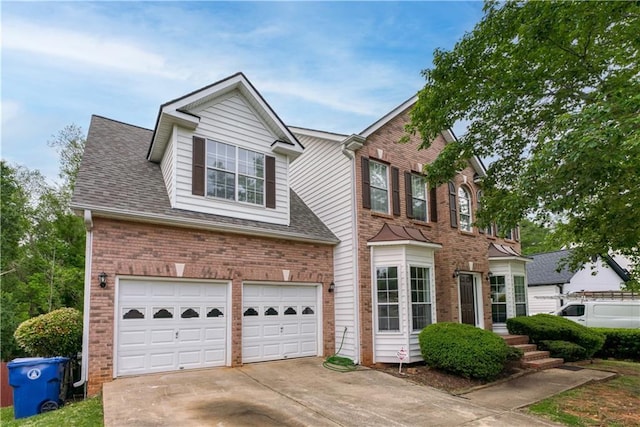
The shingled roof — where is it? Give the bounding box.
[71,115,338,244]
[526,249,575,286]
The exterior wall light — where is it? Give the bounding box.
[452,268,460,278]
[486,271,494,281]
[328,282,335,293]
[98,272,108,288]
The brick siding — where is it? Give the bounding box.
[87,217,334,395]
[355,108,521,365]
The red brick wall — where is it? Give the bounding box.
[355,108,521,365]
[87,218,334,395]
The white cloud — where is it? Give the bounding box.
[2,20,182,79]
[1,100,22,127]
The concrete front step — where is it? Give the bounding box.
[522,350,551,362]
[501,334,529,346]
[522,357,564,370]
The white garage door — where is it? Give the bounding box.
[116,279,228,376]
[242,284,319,363]
[527,285,561,315]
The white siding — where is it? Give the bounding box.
[489,260,529,333]
[289,133,359,361]
[370,245,437,363]
[405,246,436,361]
[371,246,409,363]
[566,260,625,293]
[173,91,289,225]
[528,285,561,315]
[160,126,177,207]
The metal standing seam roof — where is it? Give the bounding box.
[368,223,441,247]
[526,249,575,286]
[71,115,338,245]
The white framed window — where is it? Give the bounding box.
[410,266,432,331]
[376,266,399,331]
[411,175,428,222]
[206,140,264,205]
[370,161,389,213]
[514,275,527,316]
[490,275,507,323]
[458,186,472,232]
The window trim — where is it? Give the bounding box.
[490,275,507,324]
[205,139,266,206]
[369,160,390,214]
[513,275,527,317]
[409,265,432,333]
[375,266,400,333]
[407,173,428,222]
[458,185,473,232]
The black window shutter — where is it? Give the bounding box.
[192,136,205,196]
[361,157,371,209]
[429,186,438,222]
[266,155,276,208]
[392,167,400,216]
[405,172,413,219]
[476,190,484,233]
[448,181,458,228]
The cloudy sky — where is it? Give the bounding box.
[2,1,484,183]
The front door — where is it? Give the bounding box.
[459,274,476,325]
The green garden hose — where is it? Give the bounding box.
[323,327,357,372]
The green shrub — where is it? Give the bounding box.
[418,322,510,381]
[592,328,640,361]
[14,308,82,357]
[506,314,605,358]
[539,340,589,362]
[506,345,524,361]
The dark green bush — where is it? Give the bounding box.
[14,308,82,357]
[418,322,510,381]
[539,340,589,362]
[506,314,605,358]
[592,328,640,361]
[506,345,524,361]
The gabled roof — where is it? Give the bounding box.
[358,96,486,177]
[526,249,576,286]
[367,223,442,249]
[147,72,304,162]
[526,249,632,286]
[488,243,531,262]
[72,115,338,245]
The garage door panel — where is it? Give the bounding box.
[242,284,320,363]
[117,280,228,377]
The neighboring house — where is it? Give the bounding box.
[527,250,632,314]
[290,97,529,364]
[71,74,338,395]
[72,72,530,395]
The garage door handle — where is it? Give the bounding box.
[175,331,179,338]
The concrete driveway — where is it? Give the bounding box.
[103,357,558,426]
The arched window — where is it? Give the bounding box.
[458,186,472,232]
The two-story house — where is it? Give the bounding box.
[290,97,530,365]
[72,73,529,395]
[71,73,338,395]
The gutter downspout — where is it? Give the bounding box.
[341,134,364,364]
[74,210,93,391]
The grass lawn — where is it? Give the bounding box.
[0,396,103,427]
[528,360,640,426]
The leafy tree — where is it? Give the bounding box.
[0,125,87,360]
[405,1,639,277]
[519,219,561,256]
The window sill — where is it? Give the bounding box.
[410,219,432,228]
[459,230,476,237]
[370,211,394,220]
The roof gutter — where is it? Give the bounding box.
[70,204,339,246]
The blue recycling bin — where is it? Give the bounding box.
[7,357,69,419]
